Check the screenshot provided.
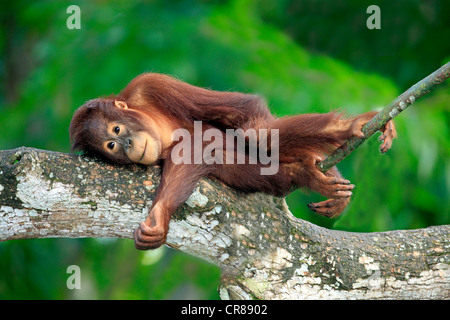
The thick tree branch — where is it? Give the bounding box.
[318,62,450,172]
[0,147,449,299]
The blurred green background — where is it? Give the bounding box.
[0,0,448,299]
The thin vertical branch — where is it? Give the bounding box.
[317,62,450,172]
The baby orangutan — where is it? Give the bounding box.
[69,73,396,249]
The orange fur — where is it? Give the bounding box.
[70,73,397,249]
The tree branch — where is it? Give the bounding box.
[318,62,450,172]
[1,147,449,299]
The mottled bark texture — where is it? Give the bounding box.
[0,147,449,299]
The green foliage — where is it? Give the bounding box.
[257,0,450,88]
[0,0,448,299]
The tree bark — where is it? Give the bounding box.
[0,147,449,299]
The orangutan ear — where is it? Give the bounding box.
[114,101,128,109]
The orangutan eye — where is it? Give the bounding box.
[107,142,115,150]
[114,126,120,134]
